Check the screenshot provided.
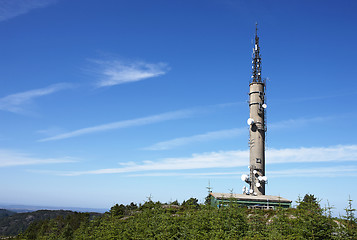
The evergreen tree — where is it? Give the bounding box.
[297,194,322,213]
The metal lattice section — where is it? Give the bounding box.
[251,23,262,83]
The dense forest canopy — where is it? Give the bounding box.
[0,194,355,239]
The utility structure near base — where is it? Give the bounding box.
[210,24,292,209]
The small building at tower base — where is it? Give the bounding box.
[210,192,292,209]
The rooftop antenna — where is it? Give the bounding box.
[206,180,213,193]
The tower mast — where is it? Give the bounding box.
[252,23,262,83]
[248,23,266,195]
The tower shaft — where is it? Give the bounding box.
[249,82,266,195]
[249,24,266,195]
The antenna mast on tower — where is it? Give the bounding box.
[251,23,262,83]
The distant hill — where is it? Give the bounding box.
[0,209,102,237]
[0,204,108,213]
[0,209,16,218]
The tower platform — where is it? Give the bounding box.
[210,192,292,209]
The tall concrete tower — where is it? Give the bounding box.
[247,24,266,195]
[210,24,292,208]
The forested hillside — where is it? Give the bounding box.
[0,210,101,237]
[12,195,357,239]
[0,209,16,218]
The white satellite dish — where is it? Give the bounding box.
[262,176,268,182]
[256,182,261,188]
[241,174,249,182]
[247,118,254,126]
[262,103,267,109]
[253,170,258,175]
[249,189,254,194]
[258,176,263,181]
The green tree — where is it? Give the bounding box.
[341,196,357,239]
[182,197,199,209]
[204,193,212,206]
[297,194,322,213]
[110,204,126,217]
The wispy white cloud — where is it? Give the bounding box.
[144,128,246,150]
[269,165,357,178]
[92,59,170,87]
[267,145,357,164]
[126,165,357,178]
[0,149,76,167]
[36,126,67,137]
[39,109,197,142]
[288,91,357,103]
[144,116,332,151]
[268,116,333,130]
[0,83,72,113]
[61,150,247,176]
[0,0,57,22]
[38,102,238,142]
[127,171,242,178]
[59,144,357,176]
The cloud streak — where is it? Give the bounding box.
[92,59,170,87]
[144,128,246,150]
[269,165,357,178]
[59,144,357,176]
[0,83,72,113]
[0,0,57,22]
[39,109,197,142]
[126,165,357,178]
[0,149,76,167]
[38,102,237,142]
[144,116,332,151]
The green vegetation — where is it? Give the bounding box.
[3,194,356,239]
[0,209,16,218]
[0,210,101,238]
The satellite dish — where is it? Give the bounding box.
[262,103,267,109]
[249,189,254,194]
[256,182,261,188]
[241,174,249,182]
[258,176,263,181]
[253,170,258,175]
[262,176,268,182]
[247,118,254,126]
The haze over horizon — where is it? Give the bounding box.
[1,0,356,216]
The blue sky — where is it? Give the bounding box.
[0,0,356,215]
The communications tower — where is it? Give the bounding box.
[242,23,267,196]
[209,24,292,208]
